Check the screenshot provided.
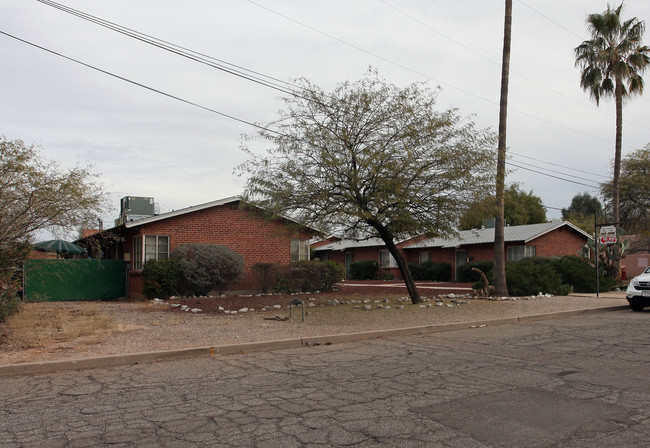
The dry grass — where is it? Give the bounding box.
[2,302,124,349]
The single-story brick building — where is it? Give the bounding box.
[313,221,592,281]
[79,196,316,298]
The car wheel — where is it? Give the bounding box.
[629,302,645,312]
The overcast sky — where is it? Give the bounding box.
[2,0,649,237]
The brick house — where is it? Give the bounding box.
[313,221,592,281]
[80,196,316,298]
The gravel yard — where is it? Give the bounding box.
[0,282,626,365]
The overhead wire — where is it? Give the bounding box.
[0,30,285,137]
[34,0,307,100]
[245,0,642,146]
[13,1,636,192]
[34,0,632,182]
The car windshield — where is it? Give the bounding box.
[645,266,650,274]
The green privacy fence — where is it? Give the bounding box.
[24,260,127,301]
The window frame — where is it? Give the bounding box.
[379,249,398,268]
[419,251,431,265]
[290,238,310,263]
[132,234,170,270]
[507,245,536,262]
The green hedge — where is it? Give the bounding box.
[171,244,245,296]
[349,260,379,280]
[467,256,616,296]
[143,259,180,299]
[274,260,345,293]
[408,261,452,281]
[550,255,615,293]
[457,261,494,283]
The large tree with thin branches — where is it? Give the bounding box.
[574,3,649,227]
[239,71,496,304]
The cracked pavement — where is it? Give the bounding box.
[1,310,649,447]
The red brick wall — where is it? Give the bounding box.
[532,226,586,257]
[125,204,312,297]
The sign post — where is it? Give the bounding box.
[594,215,618,297]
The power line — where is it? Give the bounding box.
[377,0,627,125]
[36,0,647,146]
[508,159,605,185]
[507,161,600,189]
[1,31,614,193]
[517,0,584,40]
[246,0,639,147]
[35,0,306,100]
[509,151,609,179]
[0,30,284,136]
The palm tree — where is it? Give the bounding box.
[494,0,512,297]
[574,3,650,226]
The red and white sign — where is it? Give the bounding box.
[600,235,617,244]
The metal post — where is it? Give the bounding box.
[595,212,599,297]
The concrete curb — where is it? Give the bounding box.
[0,305,629,378]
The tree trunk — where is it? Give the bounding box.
[613,77,622,226]
[372,223,422,304]
[493,0,512,297]
[611,77,623,280]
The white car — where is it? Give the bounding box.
[626,266,650,311]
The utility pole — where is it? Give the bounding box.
[494,0,512,296]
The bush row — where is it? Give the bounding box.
[143,245,345,298]
[408,261,452,282]
[347,259,452,282]
[460,256,615,296]
[273,260,345,294]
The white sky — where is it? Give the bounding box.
[2,0,649,236]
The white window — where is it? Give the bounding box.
[507,245,536,262]
[291,239,310,262]
[133,234,169,270]
[379,249,398,268]
[419,251,431,264]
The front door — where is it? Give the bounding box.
[455,249,467,282]
[345,252,353,279]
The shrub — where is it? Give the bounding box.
[171,244,245,296]
[349,260,379,280]
[274,260,345,293]
[143,259,180,299]
[319,261,346,291]
[551,255,616,293]
[0,281,21,322]
[1,244,29,321]
[457,261,494,283]
[378,268,395,281]
[505,257,572,296]
[252,263,278,294]
[409,261,451,281]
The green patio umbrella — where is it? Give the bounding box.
[33,239,87,256]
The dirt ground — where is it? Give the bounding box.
[0,282,627,365]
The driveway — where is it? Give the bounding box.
[1,309,648,447]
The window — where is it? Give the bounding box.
[419,251,431,264]
[291,239,310,262]
[132,234,169,270]
[379,249,398,268]
[507,245,536,262]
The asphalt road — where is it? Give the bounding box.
[1,309,649,447]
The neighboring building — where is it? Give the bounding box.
[79,196,316,298]
[621,235,650,280]
[313,221,592,281]
[313,237,413,279]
